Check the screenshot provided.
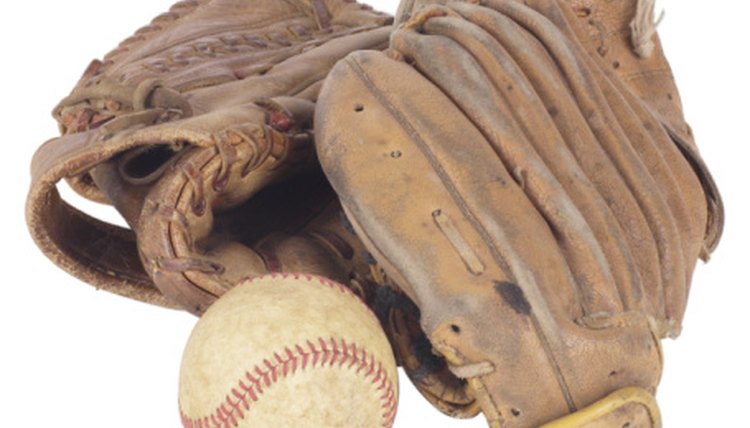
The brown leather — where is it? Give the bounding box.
[561,0,723,257]
[26,0,394,311]
[316,0,722,426]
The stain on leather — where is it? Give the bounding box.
[495,281,531,316]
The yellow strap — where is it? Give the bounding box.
[540,387,661,428]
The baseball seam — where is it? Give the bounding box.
[180,273,396,428]
[179,336,397,428]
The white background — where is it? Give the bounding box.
[2,1,747,426]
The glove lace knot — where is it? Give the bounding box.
[630,0,665,58]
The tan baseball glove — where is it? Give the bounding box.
[26,0,398,314]
[316,0,723,427]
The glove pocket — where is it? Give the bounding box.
[130,101,325,313]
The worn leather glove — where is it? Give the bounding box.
[26,0,394,314]
[315,0,723,426]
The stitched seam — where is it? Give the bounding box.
[137,23,318,75]
[106,12,310,66]
[179,335,397,428]
[159,126,275,294]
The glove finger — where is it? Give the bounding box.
[469,0,694,327]
[393,8,632,317]
[443,1,662,320]
[450,2,668,315]
[317,48,664,427]
[316,0,719,425]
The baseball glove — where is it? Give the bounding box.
[316,0,723,426]
[26,0,396,314]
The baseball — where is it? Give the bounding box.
[178,273,398,427]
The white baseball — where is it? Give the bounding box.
[178,273,399,428]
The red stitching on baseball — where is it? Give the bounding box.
[180,337,397,428]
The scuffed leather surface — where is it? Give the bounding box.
[316,0,722,426]
[27,0,393,310]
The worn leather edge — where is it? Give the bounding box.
[26,125,215,309]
